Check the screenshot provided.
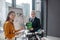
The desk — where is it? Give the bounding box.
[15,30,44,40]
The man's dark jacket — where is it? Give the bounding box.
[29,17,41,32]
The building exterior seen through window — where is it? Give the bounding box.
[0,0,32,31]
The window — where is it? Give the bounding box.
[6,0,12,3]
[35,0,41,18]
[16,0,32,16]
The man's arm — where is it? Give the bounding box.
[34,19,41,31]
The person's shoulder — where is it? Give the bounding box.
[35,17,40,20]
[4,21,11,28]
[4,21,10,24]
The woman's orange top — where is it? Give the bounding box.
[4,21,19,39]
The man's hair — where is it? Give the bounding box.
[31,10,36,14]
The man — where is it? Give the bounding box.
[29,10,44,40]
[29,10,41,32]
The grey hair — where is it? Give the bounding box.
[31,10,36,14]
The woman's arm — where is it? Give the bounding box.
[4,23,10,37]
[14,27,24,33]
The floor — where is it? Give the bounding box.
[45,36,60,40]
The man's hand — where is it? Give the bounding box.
[30,28,33,30]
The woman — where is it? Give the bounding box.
[4,11,23,40]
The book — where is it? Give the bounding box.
[26,22,32,30]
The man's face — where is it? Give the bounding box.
[31,12,35,19]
